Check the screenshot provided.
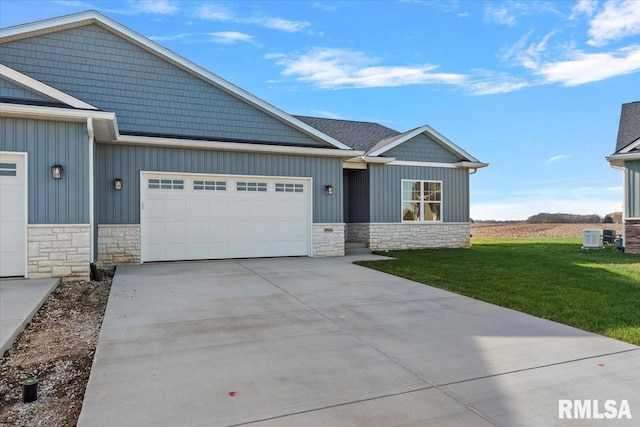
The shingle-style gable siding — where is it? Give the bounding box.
[384,133,463,163]
[0,24,325,147]
[0,76,53,102]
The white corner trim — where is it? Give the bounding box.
[117,134,363,158]
[0,11,351,151]
[367,124,480,163]
[87,117,95,263]
[0,64,98,110]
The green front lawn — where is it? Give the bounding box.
[357,238,640,345]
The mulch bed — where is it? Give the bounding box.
[0,270,113,426]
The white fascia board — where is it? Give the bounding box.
[0,103,115,121]
[1,11,351,151]
[367,124,481,163]
[345,156,395,164]
[116,135,363,158]
[0,64,98,110]
[620,137,640,154]
[607,152,640,168]
[388,160,488,169]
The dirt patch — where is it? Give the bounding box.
[0,271,112,427]
[471,223,622,239]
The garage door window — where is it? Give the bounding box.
[275,183,304,193]
[0,163,17,177]
[237,182,267,192]
[194,180,226,191]
[149,179,184,190]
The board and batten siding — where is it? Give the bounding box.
[383,134,463,163]
[368,164,469,223]
[626,160,640,218]
[0,24,325,147]
[95,143,343,224]
[0,117,89,224]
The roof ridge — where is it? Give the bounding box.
[292,115,397,128]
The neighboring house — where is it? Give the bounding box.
[0,11,486,280]
[607,101,640,254]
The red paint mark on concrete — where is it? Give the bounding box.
[598,363,605,367]
[228,391,237,397]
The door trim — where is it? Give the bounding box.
[0,151,28,278]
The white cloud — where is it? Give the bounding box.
[537,45,640,86]
[570,0,598,19]
[545,154,571,165]
[194,4,309,33]
[195,4,234,21]
[484,5,517,26]
[311,110,344,119]
[148,33,192,42]
[272,48,466,88]
[134,0,178,15]
[587,0,640,46]
[209,31,253,44]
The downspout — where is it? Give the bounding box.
[87,117,95,263]
[469,168,478,175]
[622,167,626,249]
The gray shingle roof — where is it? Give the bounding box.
[616,101,640,153]
[293,116,400,152]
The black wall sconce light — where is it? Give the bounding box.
[50,164,63,179]
[114,178,123,190]
[325,185,334,195]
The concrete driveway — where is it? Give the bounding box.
[79,257,640,426]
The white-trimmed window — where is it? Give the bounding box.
[275,183,304,193]
[237,181,267,192]
[0,163,17,177]
[401,180,442,222]
[149,179,184,190]
[194,180,226,191]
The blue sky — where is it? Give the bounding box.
[2,0,639,220]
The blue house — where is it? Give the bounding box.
[0,11,486,279]
[607,101,640,253]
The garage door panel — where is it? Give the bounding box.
[141,174,311,262]
[187,221,208,237]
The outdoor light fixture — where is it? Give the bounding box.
[325,185,334,195]
[114,178,123,190]
[50,164,63,179]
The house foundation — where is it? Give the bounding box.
[625,219,640,254]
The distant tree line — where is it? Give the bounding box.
[473,212,622,224]
[526,212,621,224]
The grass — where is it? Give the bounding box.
[356,238,640,346]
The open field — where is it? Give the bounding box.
[472,222,622,239]
[359,238,640,345]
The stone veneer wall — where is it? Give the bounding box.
[312,223,345,257]
[28,224,90,280]
[97,224,141,266]
[625,219,640,254]
[346,222,470,250]
[345,223,370,244]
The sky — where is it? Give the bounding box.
[1,0,638,220]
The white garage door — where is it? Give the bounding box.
[0,153,27,277]
[141,173,312,262]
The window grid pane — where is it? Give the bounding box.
[402,180,441,222]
